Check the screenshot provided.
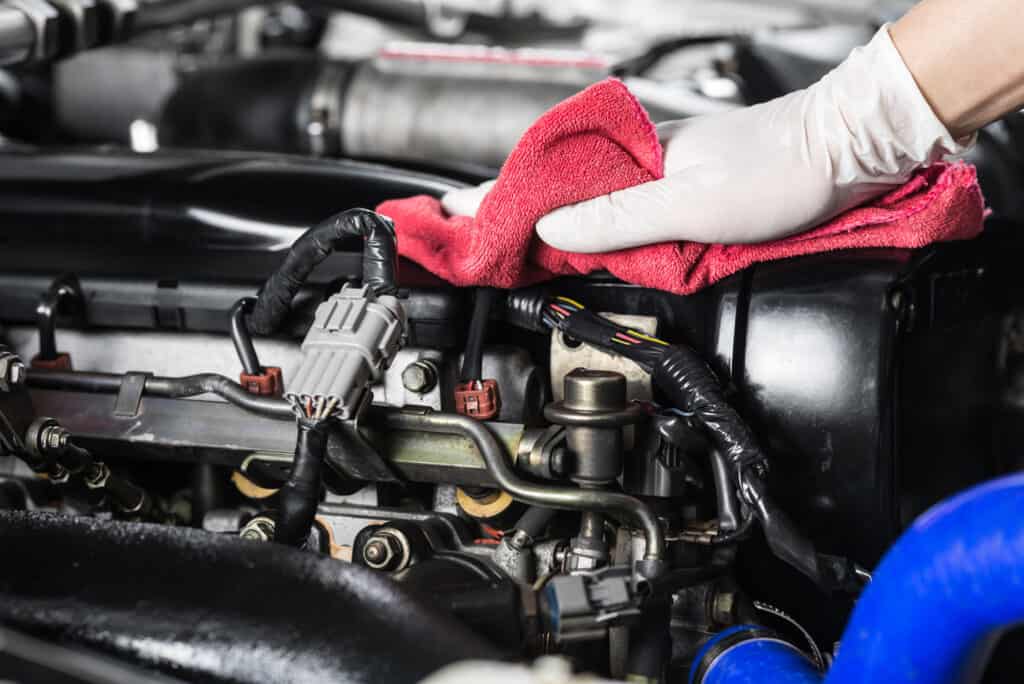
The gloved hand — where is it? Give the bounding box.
[441,26,971,253]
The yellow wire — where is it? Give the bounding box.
[611,337,632,347]
[627,329,669,346]
[555,296,585,309]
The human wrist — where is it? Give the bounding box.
[807,25,970,188]
[889,0,1024,141]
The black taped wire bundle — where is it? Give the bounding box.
[249,208,397,336]
[274,418,329,547]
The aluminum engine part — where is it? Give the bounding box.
[286,284,406,419]
[336,53,602,168]
[376,348,445,410]
[550,313,657,402]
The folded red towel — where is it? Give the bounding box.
[377,79,986,295]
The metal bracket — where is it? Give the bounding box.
[549,313,657,402]
[113,371,150,417]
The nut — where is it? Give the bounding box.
[361,529,408,571]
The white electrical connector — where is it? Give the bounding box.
[286,285,406,420]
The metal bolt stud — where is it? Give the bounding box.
[363,539,390,565]
[361,530,407,571]
[401,360,438,394]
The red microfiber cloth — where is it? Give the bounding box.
[376,79,986,294]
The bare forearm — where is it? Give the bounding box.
[890,0,1024,139]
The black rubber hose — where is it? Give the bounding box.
[95,466,149,514]
[35,277,84,361]
[26,369,292,419]
[58,442,93,473]
[35,295,59,360]
[710,449,741,533]
[192,462,224,528]
[248,208,397,336]
[274,418,328,547]
[460,288,499,382]
[513,506,556,539]
[59,439,149,514]
[382,410,665,569]
[230,297,261,376]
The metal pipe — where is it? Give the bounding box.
[229,297,261,376]
[26,369,292,419]
[35,275,85,361]
[382,410,665,562]
[0,4,46,66]
[27,370,663,561]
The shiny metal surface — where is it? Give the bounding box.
[382,410,665,564]
[550,313,657,402]
[340,57,597,168]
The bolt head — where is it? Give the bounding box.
[401,361,437,394]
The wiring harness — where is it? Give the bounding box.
[509,291,862,590]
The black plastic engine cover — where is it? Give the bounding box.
[0,511,497,683]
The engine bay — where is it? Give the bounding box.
[1,2,1024,683]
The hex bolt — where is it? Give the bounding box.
[401,359,438,394]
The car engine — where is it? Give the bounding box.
[1,1,1023,683]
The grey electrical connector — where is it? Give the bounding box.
[286,285,406,420]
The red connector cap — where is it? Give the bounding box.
[240,366,283,396]
[455,379,501,420]
[31,353,72,370]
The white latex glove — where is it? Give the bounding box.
[441,26,972,253]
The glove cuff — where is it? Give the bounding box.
[873,24,976,156]
[813,24,973,188]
